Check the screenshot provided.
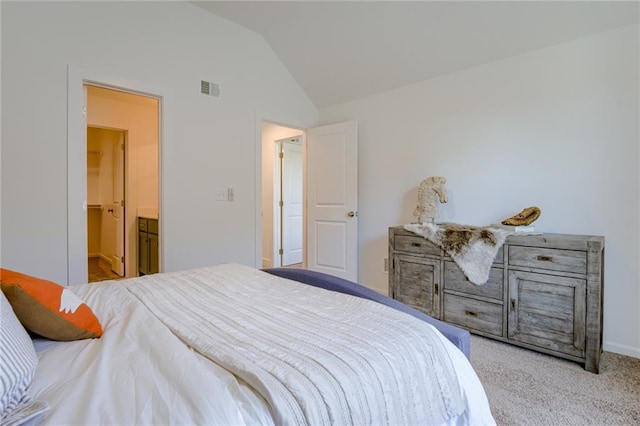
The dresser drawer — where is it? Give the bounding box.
[394,235,440,256]
[444,293,503,337]
[138,218,148,231]
[444,261,503,300]
[509,246,587,274]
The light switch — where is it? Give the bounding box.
[227,187,234,201]
[216,189,227,201]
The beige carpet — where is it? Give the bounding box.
[470,335,640,425]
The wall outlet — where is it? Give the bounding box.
[384,258,389,272]
[227,187,234,201]
[215,189,227,201]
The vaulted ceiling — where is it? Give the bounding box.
[193,1,639,109]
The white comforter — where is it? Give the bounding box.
[28,264,495,426]
[28,282,274,425]
[125,264,464,425]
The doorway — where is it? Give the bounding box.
[67,66,165,285]
[259,120,359,281]
[261,122,304,268]
[85,85,160,281]
[87,127,126,282]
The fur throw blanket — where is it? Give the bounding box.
[404,223,511,285]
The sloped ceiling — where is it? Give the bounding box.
[193,1,639,109]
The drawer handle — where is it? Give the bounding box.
[511,299,516,311]
[411,242,422,247]
[537,255,553,262]
[465,310,478,317]
[434,283,439,295]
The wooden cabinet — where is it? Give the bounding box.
[138,217,159,276]
[507,271,586,358]
[393,255,441,318]
[389,226,604,373]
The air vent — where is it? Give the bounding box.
[200,80,220,98]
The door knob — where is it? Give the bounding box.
[347,211,357,217]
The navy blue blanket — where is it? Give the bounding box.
[262,268,471,359]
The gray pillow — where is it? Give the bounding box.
[0,291,49,425]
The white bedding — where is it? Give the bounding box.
[27,265,495,426]
[27,282,274,425]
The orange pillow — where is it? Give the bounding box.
[0,268,102,341]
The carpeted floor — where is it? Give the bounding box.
[470,335,640,425]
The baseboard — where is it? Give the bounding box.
[88,253,100,258]
[603,341,640,358]
[99,253,112,265]
[262,257,272,268]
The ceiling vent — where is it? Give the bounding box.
[200,80,220,98]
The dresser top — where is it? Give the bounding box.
[390,225,604,251]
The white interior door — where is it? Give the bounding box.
[282,140,303,266]
[306,121,358,281]
[111,133,125,276]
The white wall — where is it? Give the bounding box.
[261,122,304,267]
[1,1,317,283]
[320,25,640,357]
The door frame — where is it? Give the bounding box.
[255,116,307,269]
[67,65,168,285]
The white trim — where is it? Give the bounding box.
[273,140,282,268]
[254,111,262,269]
[301,133,307,270]
[67,65,169,285]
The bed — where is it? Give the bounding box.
[3,263,495,425]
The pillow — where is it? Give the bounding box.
[0,291,50,425]
[0,269,102,341]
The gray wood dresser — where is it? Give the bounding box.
[388,226,605,373]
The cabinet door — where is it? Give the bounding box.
[393,254,441,318]
[138,231,148,276]
[508,270,586,357]
[148,233,159,274]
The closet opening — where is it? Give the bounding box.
[85,85,160,283]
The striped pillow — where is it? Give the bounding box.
[0,292,49,425]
